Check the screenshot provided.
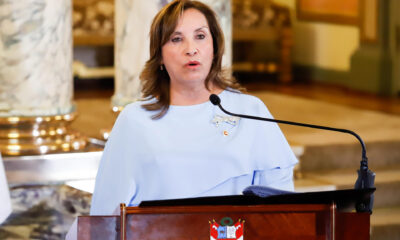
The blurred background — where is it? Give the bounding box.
[0,0,399,239]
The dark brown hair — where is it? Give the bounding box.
[140,0,242,119]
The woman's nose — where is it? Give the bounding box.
[185,41,198,56]
[186,49,198,56]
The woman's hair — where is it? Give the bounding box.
[140,0,243,119]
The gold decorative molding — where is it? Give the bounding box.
[296,0,360,26]
[73,0,114,46]
[359,0,379,43]
[232,0,293,82]
[0,112,87,156]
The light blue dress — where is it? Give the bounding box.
[90,90,298,215]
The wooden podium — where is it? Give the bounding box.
[77,189,373,240]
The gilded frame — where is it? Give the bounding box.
[296,0,360,25]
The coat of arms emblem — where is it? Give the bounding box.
[209,217,244,240]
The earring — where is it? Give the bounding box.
[160,65,164,71]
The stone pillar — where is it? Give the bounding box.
[0,0,86,155]
[113,0,232,108]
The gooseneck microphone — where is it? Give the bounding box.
[209,94,375,213]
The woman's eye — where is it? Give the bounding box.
[196,34,206,40]
[171,37,182,42]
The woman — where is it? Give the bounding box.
[90,0,297,215]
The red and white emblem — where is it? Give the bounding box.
[209,218,244,240]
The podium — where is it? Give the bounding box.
[77,188,374,240]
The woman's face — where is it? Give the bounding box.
[161,8,214,89]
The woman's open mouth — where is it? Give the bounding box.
[185,61,200,68]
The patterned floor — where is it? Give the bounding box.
[0,185,91,240]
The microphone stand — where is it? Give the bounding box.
[210,94,376,213]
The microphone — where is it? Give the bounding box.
[209,94,376,213]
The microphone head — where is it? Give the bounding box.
[209,94,221,105]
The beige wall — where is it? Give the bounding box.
[274,0,360,71]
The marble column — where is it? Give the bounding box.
[113,0,232,108]
[0,0,86,155]
[0,1,73,116]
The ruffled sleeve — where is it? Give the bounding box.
[90,107,139,215]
